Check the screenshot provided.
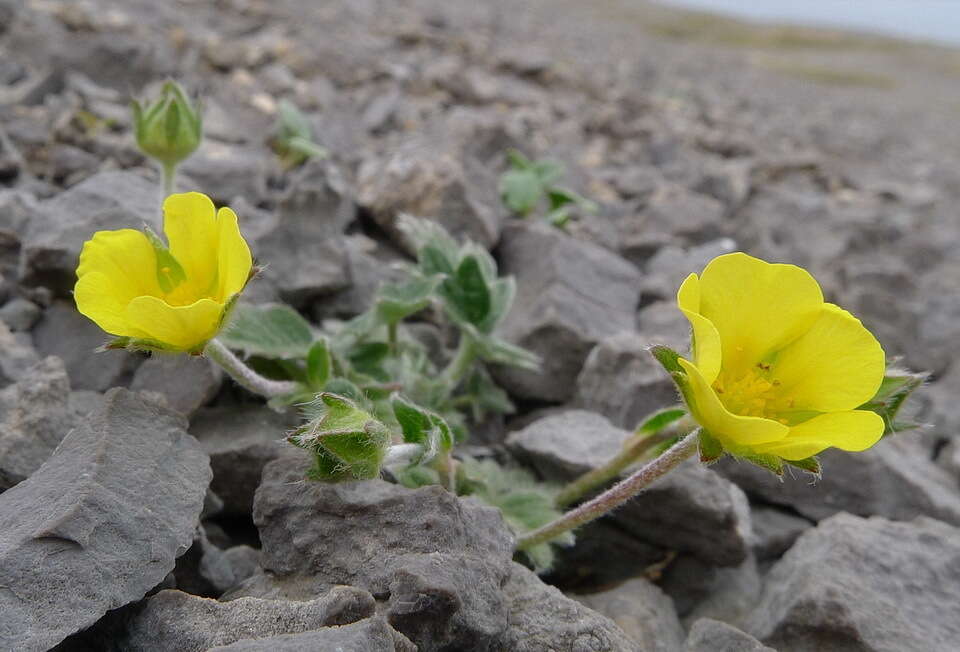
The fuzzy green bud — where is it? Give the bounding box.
[131,81,202,169]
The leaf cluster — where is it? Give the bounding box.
[271,99,329,169]
[499,149,597,228]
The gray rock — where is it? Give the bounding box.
[619,185,726,265]
[0,319,40,386]
[171,526,237,598]
[0,190,38,249]
[130,354,222,417]
[0,388,211,651]
[223,545,261,586]
[0,356,71,488]
[179,142,266,205]
[715,434,960,525]
[0,297,41,331]
[492,223,642,402]
[635,300,690,354]
[18,171,158,293]
[507,410,751,566]
[749,506,812,561]
[113,587,376,652]
[938,437,960,481]
[685,618,774,652]
[32,300,140,391]
[191,405,295,515]
[501,562,641,652]
[356,138,502,250]
[639,238,737,303]
[745,513,960,652]
[208,618,416,652]
[661,553,761,627]
[253,164,351,306]
[926,362,960,436]
[572,578,685,652]
[312,234,406,320]
[227,456,515,651]
[573,331,680,430]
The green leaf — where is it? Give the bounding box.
[391,394,453,465]
[419,245,456,277]
[347,342,391,382]
[394,464,440,488]
[500,168,543,215]
[306,339,332,389]
[477,277,515,334]
[376,275,442,324]
[547,186,597,214]
[635,407,687,436]
[459,458,572,573]
[472,333,541,372]
[219,302,314,359]
[440,256,492,327]
[506,148,533,170]
[532,160,563,185]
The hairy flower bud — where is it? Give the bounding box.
[131,80,202,169]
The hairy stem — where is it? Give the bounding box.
[204,338,298,398]
[383,443,426,466]
[516,430,700,551]
[555,415,696,507]
[161,161,176,198]
[439,336,476,392]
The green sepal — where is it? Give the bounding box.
[785,456,821,475]
[101,335,184,354]
[857,368,928,436]
[142,226,187,294]
[290,393,391,481]
[649,344,695,408]
[132,80,202,167]
[739,452,784,476]
[697,429,725,464]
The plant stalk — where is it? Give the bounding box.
[439,336,476,391]
[204,338,298,398]
[383,443,426,466]
[161,161,176,198]
[515,430,700,551]
[555,415,696,507]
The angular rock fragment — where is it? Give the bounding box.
[574,331,680,430]
[745,513,960,651]
[685,618,774,652]
[0,388,211,651]
[493,223,642,402]
[715,434,960,525]
[191,405,295,515]
[18,171,158,293]
[32,300,141,391]
[572,577,684,652]
[130,354,222,417]
[112,587,376,652]
[0,319,39,386]
[748,506,811,561]
[507,410,751,567]
[501,562,641,652]
[227,455,516,650]
[207,618,416,652]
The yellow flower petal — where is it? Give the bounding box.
[74,272,152,339]
[770,304,885,413]
[752,410,884,460]
[678,358,788,447]
[698,253,823,374]
[125,295,225,352]
[163,192,219,296]
[214,207,252,301]
[677,273,722,384]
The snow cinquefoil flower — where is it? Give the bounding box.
[74,192,252,353]
[673,252,885,467]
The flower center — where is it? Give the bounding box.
[713,364,792,421]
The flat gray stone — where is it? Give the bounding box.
[492,223,642,402]
[226,455,515,651]
[501,562,641,652]
[573,331,680,430]
[32,300,141,391]
[715,434,960,525]
[113,587,376,651]
[572,578,684,652]
[749,506,812,561]
[745,513,960,651]
[208,618,416,652]
[507,410,752,566]
[130,354,222,417]
[19,171,158,293]
[0,319,39,387]
[685,618,774,652]
[0,388,211,652]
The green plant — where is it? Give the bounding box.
[499,149,597,228]
[271,99,329,168]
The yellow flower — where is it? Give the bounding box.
[74,192,252,353]
[675,252,885,463]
